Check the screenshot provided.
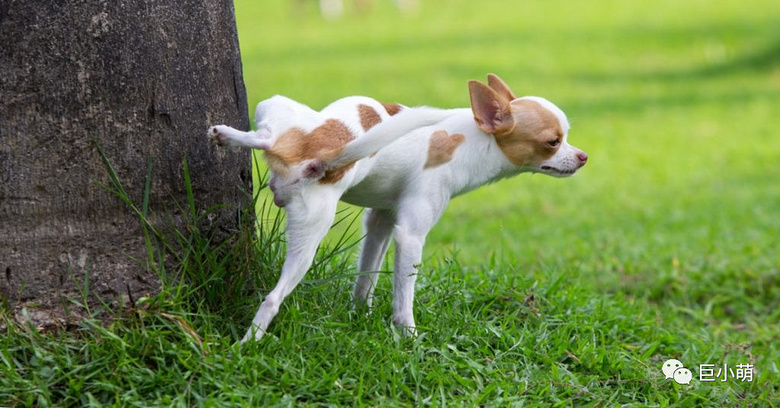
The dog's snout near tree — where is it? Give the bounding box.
[0,0,249,320]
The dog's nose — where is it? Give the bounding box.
[576,151,588,165]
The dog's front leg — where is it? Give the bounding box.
[241,191,340,343]
[353,208,396,309]
[391,200,446,336]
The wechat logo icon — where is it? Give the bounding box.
[662,359,692,385]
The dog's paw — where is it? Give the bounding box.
[401,325,418,338]
[393,316,417,338]
[239,325,266,343]
[207,125,229,146]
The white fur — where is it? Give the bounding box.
[208,82,586,343]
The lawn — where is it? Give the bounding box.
[2,0,779,405]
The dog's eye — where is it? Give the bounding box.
[547,139,560,148]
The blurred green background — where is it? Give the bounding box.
[235,0,779,267]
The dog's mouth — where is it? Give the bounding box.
[540,165,577,177]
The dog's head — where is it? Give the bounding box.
[469,74,587,177]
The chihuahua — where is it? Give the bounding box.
[208,74,587,342]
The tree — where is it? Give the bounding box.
[0,0,249,320]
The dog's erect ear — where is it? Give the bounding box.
[487,74,516,102]
[469,80,514,134]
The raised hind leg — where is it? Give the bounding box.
[208,125,272,149]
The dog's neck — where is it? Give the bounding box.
[444,112,525,198]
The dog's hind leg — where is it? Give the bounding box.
[208,125,272,149]
[240,189,340,343]
[353,208,395,309]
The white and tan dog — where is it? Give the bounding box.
[208,74,587,342]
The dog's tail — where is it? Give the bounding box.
[326,106,455,169]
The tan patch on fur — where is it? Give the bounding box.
[424,130,465,169]
[358,104,382,131]
[494,99,563,167]
[263,128,306,177]
[266,119,356,182]
[320,162,356,184]
[382,102,402,116]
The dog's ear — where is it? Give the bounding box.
[487,74,516,101]
[469,80,514,135]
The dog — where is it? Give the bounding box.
[208,74,588,342]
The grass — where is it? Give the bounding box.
[2,0,780,405]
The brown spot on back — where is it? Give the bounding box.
[358,104,382,131]
[495,99,563,167]
[266,119,356,181]
[382,102,402,116]
[424,130,465,169]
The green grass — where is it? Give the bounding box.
[2,0,780,405]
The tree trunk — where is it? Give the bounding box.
[0,0,250,318]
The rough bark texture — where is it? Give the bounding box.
[0,0,250,316]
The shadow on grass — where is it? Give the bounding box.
[563,37,780,114]
[573,38,780,84]
[567,88,779,115]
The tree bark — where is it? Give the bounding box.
[0,0,249,315]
